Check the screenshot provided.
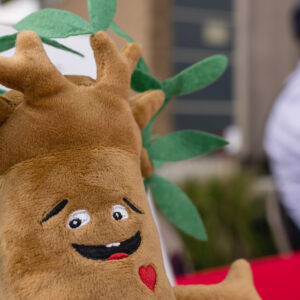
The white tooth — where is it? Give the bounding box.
[106,242,120,248]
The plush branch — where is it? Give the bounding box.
[121,43,142,74]
[90,31,141,96]
[0,31,72,99]
[130,90,164,130]
[129,90,164,178]
[174,260,261,300]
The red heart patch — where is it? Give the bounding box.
[139,265,157,291]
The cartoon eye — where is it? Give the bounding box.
[67,210,91,229]
[112,205,128,221]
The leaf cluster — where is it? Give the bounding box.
[0,0,229,240]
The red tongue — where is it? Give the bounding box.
[107,253,128,261]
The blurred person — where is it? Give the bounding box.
[264,3,300,250]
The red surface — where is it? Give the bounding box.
[176,252,300,300]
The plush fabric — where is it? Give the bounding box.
[0,31,160,178]
[0,31,260,299]
[174,260,261,300]
[0,96,13,124]
[0,148,174,299]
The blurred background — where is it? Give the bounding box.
[0,0,299,276]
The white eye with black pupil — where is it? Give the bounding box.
[69,219,81,228]
[112,205,128,221]
[67,210,90,229]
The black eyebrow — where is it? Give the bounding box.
[41,199,68,224]
[122,198,143,214]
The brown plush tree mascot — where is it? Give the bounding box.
[0,31,261,299]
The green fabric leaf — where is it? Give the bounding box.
[142,56,227,146]
[14,9,94,38]
[142,120,154,148]
[142,95,170,148]
[148,130,228,162]
[88,0,117,31]
[152,160,165,170]
[131,69,161,93]
[0,89,6,95]
[162,55,228,98]
[143,179,149,192]
[149,174,207,240]
[0,33,17,53]
[136,58,150,74]
[150,134,162,143]
[0,33,83,57]
[41,37,84,57]
[110,22,150,74]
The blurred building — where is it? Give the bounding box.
[173,0,234,134]
[235,0,299,162]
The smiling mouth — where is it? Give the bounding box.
[72,231,141,261]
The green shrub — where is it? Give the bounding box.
[179,170,277,270]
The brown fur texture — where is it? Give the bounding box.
[0,148,175,299]
[0,31,160,178]
[174,259,261,299]
[0,31,260,299]
[129,90,164,130]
